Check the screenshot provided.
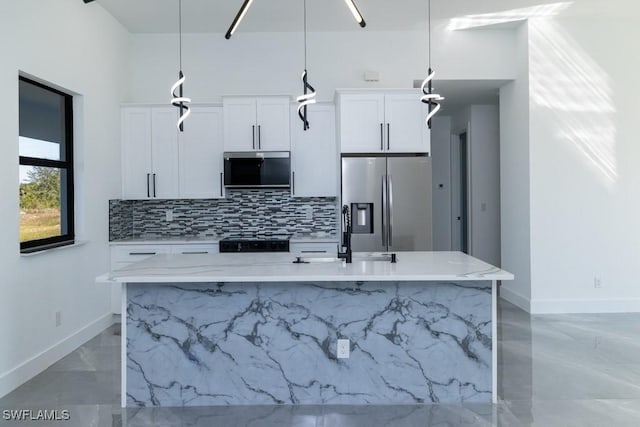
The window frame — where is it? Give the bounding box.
[19,76,75,253]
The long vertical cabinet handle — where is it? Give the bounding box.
[387,123,390,150]
[252,125,256,149]
[153,173,157,198]
[388,175,393,247]
[380,123,384,151]
[292,171,296,195]
[258,125,261,149]
[146,173,150,198]
[381,175,387,246]
[220,172,224,197]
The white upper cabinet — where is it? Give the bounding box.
[121,105,224,200]
[121,108,152,199]
[150,108,180,198]
[178,106,224,199]
[337,91,430,154]
[291,103,337,197]
[122,107,178,199]
[223,96,290,152]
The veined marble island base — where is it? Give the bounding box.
[125,280,494,407]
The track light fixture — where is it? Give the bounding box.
[343,0,366,27]
[225,0,366,39]
[225,0,254,39]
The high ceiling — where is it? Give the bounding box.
[89,0,635,112]
[92,0,636,34]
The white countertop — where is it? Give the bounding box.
[98,251,513,283]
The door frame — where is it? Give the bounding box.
[450,123,472,254]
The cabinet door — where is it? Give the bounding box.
[121,108,152,199]
[291,104,337,197]
[151,108,179,198]
[256,97,290,151]
[179,107,224,199]
[338,94,385,153]
[223,98,257,151]
[385,94,429,153]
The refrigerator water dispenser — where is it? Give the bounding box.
[351,203,373,234]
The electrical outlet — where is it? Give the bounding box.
[594,277,602,289]
[55,311,61,327]
[166,209,174,222]
[337,339,350,359]
[305,206,313,221]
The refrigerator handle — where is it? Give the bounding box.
[380,123,384,151]
[388,175,393,247]
[381,175,387,246]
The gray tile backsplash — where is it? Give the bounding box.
[109,189,337,241]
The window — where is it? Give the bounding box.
[19,76,74,253]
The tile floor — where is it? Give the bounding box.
[1,299,640,426]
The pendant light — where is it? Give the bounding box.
[170,0,191,131]
[296,0,316,131]
[420,0,444,129]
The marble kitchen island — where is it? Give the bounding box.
[99,251,513,408]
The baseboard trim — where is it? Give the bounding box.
[0,312,115,399]
[530,298,640,314]
[499,285,531,312]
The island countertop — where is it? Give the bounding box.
[99,251,513,283]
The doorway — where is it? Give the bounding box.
[451,127,470,254]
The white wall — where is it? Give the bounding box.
[126,26,516,103]
[451,106,501,266]
[0,0,129,397]
[431,116,452,251]
[527,15,640,313]
[499,24,532,311]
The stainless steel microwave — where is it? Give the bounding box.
[223,151,290,188]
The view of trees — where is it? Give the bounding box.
[20,167,60,209]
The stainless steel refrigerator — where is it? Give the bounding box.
[341,155,432,252]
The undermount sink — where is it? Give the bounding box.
[292,253,397,264]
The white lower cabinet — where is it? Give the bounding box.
[109,243,219,313]
[290,242,339,256]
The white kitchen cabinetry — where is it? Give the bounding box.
[122,107,179,199]
[122,105,224,200]
[223,97,290,152]
[337,91,430,154]
[291,103,337,197]
[179,107,225,199]
[290,242,339,255]
[109,242,219,313]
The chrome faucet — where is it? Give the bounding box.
[337,205,352,263]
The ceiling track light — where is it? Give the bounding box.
[420,0,444,129]
[344,0,366,27]
[170,0,191,131]
[225,0,366,39]
[225,0,254,39]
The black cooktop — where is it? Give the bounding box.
[219,237,290,253]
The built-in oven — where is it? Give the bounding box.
[223,151,290,188]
